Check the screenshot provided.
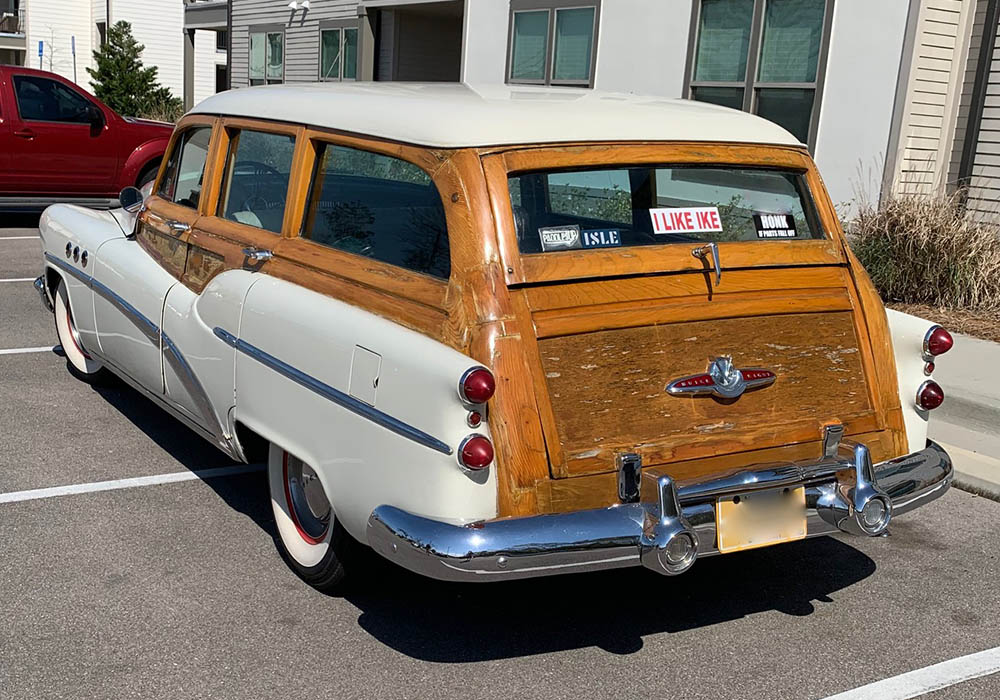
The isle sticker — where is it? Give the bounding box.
[581,229,622,248]
[754,213,797,239]
[539,225,582,251]
[649,207,723,235]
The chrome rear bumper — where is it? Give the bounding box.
[366,440,952,582]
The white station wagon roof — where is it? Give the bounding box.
[191,82,802,149]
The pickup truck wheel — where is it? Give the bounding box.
[53,280,107,382]
[136,161,160,189]
[268,444,352,591]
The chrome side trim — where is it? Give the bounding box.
[44,252,230,451]
[214,327,453,456]
[366,441,953,582]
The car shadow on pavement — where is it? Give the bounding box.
[88,378,276,538]
[348,535,876,660]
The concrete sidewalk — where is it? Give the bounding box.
[928,331,1000,499]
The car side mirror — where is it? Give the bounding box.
[119,186,145,213]
[87,104,105,130]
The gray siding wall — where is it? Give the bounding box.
[231,0,358,87]
[966,24,1000,218]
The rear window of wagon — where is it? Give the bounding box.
[508,165,824,254]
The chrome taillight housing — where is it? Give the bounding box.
[459,367,495,404]
[916,380,945,411]
[458,434,494,471]
[923,326,953,359]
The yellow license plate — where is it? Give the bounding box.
[716,487,807,554]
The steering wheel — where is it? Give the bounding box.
[235,160,283,212]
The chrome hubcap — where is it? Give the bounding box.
[284,455,331,542]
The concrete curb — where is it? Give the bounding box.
[937,441,1000,503]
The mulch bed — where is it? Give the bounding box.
[888,303,1000,344]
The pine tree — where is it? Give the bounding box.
[87,21,182,120]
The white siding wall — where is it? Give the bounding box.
[114,0,184,99]
[461,0,506,83]
[813,0,912,210]
[194,28,227,106]
[966,24,1000,218]
[593,0,690,97]
[892,0,976,196]
[25,0,93,85]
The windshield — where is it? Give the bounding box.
[508,166,823,254]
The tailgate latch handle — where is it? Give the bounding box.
[692,242,722,286]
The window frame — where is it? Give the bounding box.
[683,0,835,150]
[506,0,600,88]
[215,122,301,235]
[12,74,97,125]
[249,25,285,86]
[318,19,360,82]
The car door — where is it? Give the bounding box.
[160,120,295,446]
[6,72,117,195]
[0,71,12,182]
[92,123,213,396]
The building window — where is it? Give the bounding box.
[250,29,283,85]
[507,2,599,87]
[215,64,228,94]
[216,29,228,52]
[319,23,359,81]
[687,0,831,146]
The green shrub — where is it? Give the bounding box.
[847,193,1000,312]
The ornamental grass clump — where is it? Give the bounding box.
[847,193,1000,312]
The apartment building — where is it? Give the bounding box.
[0,0,229,109]
[225,0,999,214]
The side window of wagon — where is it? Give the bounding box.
[219,129,296,233]
[301,144,451,280]
[156,126,213,209]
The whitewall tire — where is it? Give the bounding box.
[268,443,352,591]
[53,279,106,380]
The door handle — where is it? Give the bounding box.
[13,128,34,139]
[242,247,273,263]
[166,221,190,233]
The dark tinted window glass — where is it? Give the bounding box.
[13,76,93,123]
[220,130,295,233]
[156,127,212,208]
[302,144,450,279]
[509,165,823,254]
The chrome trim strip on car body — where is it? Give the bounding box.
[43,253,230,452]
[366,441,953,582]
[213,327,454,456]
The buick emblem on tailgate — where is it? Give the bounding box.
[666,355,776,399]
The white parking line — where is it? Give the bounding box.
[820,646,1000,700]
[0,346,57,356]
[0,277,36,283]
[0,464,265,504]
[0,236,40,240]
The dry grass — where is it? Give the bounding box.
[847,192,1000,312]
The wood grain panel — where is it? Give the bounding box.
[538,311,875,476]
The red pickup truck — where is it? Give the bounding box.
[0,66,173,211]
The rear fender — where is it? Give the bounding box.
[119,138,170,189]
[886,309,938,453]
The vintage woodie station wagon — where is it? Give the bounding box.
[34,83,954,590]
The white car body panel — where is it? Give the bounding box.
[161,271,254,443]
[886,308,935,454]
[91,237,174,394]
[234,276,497,540]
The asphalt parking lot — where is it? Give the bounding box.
[2,217,999,700]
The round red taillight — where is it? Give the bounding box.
[916,380,945,411]
[924,326,953,357]
[460,367,495,404]
[459,435,494,470]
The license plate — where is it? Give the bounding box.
[716,486,807,554]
